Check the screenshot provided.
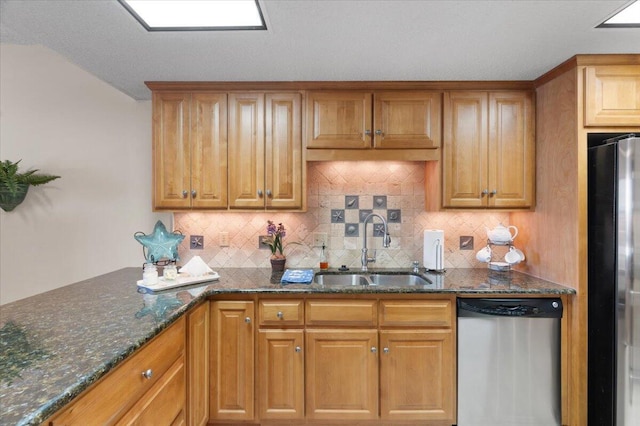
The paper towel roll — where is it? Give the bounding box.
[423,230,444,271]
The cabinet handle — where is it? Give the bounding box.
[245,317,251,324]
[371,347,377,353]
[257,190,263,197]
[142,369,153,379]
[266,189,272,197]
[481,189,489,196]
[182,190,188,198]
[383,347,389,354]
[191,190,197,198]
[295,346,302,353]
[276,311,284,319]
[375,129,383,136]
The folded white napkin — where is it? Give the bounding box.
[180,256,214,277]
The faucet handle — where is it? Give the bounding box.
[383,233,391,248]
[412,261,421,273]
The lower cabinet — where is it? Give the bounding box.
[257,330,304,420]
[210,296,456,425]
[186,302,209,426]
[305,329,379,420]
[379,330,454,421]
[209,300,254,421]
[46,317,186,426]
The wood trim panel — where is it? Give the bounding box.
[146,81,535,92]
[534,54,640,88]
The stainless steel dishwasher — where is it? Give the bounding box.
[457,298,563,426]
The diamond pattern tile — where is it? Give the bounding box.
[175,162,510,269]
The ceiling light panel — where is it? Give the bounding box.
[120,0,266,31]
[599,0,640,27]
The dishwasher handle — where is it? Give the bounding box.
[458,298,563,318]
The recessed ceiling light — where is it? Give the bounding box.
[119,0,266,31]
[598,0,640,27]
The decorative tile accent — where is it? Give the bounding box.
[373,195,387,209]
[345,195,359,209]
[331,209,345,223]
[373,224,386,237]
[387,209,401,223]
[345,223,359,237]
[359,209,373,222]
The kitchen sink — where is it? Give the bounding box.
[314,272,431,287]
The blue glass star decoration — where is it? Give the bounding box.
[134,221,185,263]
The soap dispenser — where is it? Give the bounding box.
[319,243,329,270]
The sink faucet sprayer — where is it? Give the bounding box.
[361,213,391,271]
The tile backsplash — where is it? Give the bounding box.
[174,161,509,269]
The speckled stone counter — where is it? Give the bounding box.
[0,267,574,425]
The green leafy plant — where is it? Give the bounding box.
[0,159,60,196]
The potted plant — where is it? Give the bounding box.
[0,160,61,212]
[263,220,299,271]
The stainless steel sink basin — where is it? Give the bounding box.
[368,274,431,286]
[314,272,431,287]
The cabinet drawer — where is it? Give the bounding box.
[259,300,304,326]
[306,300,377,326]
[49,317,185,425]
[115,357,186,425]
[379,300,452,327]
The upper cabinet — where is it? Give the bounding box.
[228,92,303,210]
[441,91,535,209]
[306,91,442,160]
[151,87,304,211]
[584,65,640,127]
[153,91,228,210]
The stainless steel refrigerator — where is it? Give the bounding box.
[588,133,640,426]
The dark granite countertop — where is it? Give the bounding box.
[0,267,574,425]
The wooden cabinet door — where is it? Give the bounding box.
[584,65,640,126]
[210,301,254,421]
[115,358,186,426]
[228,93,265,209]
[379,330,455,422]
[186,302,209,426]
[488,91,535,208]
[306,91,372,149]
[258,330,304,420]
[265,93,303,209]
[305,329,378,420]
[373,91,442,149]
[153,92,191,209]
[442,91,488,208]
[190,93,228,209]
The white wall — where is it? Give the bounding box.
[0,44,170,304]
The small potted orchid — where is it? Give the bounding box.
[263,220,292,271]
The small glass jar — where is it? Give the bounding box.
[142,263,159,285]
[163,264,178,281]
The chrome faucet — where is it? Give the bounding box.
[361,213,391,271]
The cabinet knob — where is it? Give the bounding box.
[490,189,497,196]
[364,130,371,136]
[277,311,284,319]
[191,189,197,198]
[371,346,377,353]
[375,129,383,136]
[481,189,489,196]
[257,190,263,197]
[266,189,272,197]
[383,347,390,354]
[141,369,153,379]
[245,317,251,324]
[295,346,302,353]
[182,190,188,198]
